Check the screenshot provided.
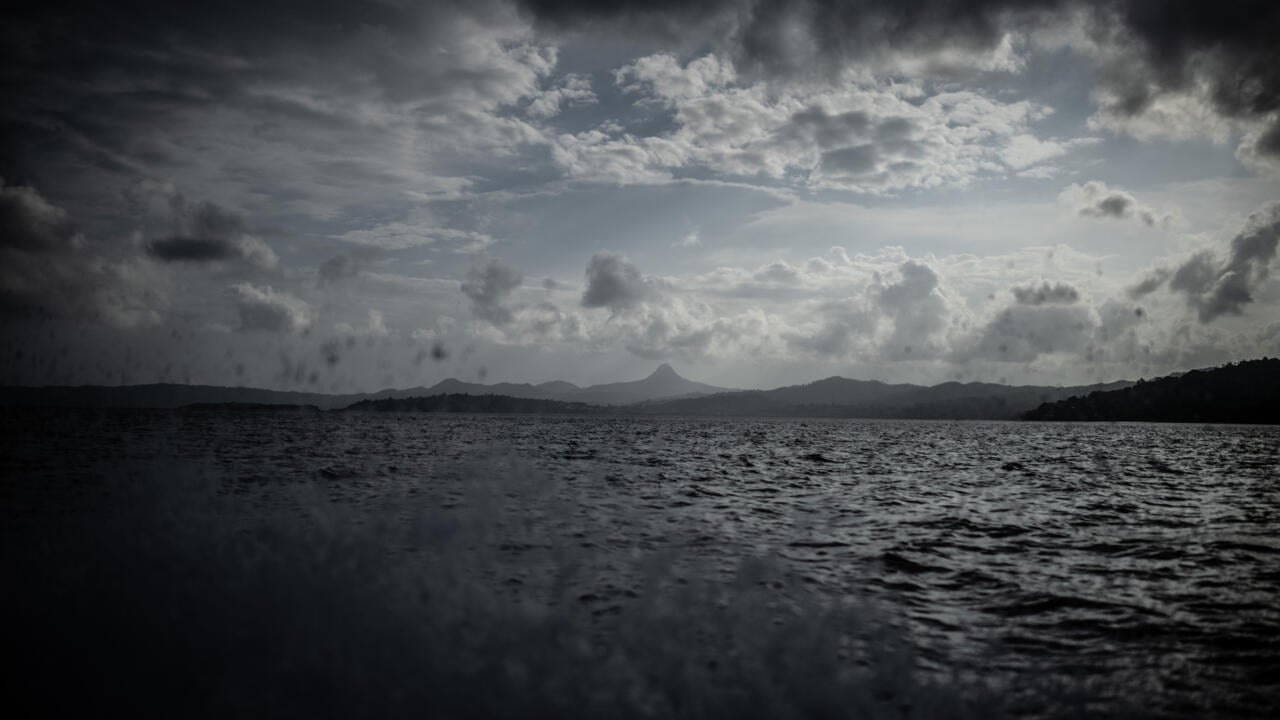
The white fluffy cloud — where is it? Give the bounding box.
[553,53,1072,193]
[429,222,1277,386]
[229,283,311,333]
[526,74,597,119]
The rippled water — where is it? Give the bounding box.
[3,411,1278,718]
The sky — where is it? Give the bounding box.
[2,0,1278,392]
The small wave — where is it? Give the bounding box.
[316,465,359,480]
[1205,539,1280,555]
[879,552,947,574]
[988,592,1137,618]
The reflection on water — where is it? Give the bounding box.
[3,412,1278,718]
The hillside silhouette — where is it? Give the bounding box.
[638,378,1130,420]
[344,394,609,415]
[0,364,726,410]
[1024,358,1280,423]
[2,363,1133,420]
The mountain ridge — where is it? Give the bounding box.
[417,363,726,405]
[0,362,1148,419]
[0,364,729,410]
[566,363,728,405]
[634,378,1133,420]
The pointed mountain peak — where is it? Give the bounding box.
[648,363,679,380]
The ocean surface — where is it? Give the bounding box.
[3,411,1278,718]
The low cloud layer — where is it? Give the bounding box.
[432,216,1280,388]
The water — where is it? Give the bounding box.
[3,411,1278,718]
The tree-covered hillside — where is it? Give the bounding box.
[1024,358,1280,423]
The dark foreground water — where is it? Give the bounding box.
[3,411,1278,718]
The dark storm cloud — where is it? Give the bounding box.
[0,181,77,252]
[148,238,239,263]
[0,180,160,326]
[1256,124,1280,158]
[516,0,736,45]
[145,197,277,269]
[1095,1,1280,155]
[581,252,651,311]
[522,1,1280,158]
[462,258,524,325]
[1129,202,1280,322]
[1012,281,1079,305]
[7,0,1277,217]
[0,0,538,227]
[1,1,492,113]
[521,0,1051,71]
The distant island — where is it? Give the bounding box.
[1024,358,1280,424]
[4,363,1142,420]
[410,363,728,406]
[180,403,322,413]
[339,371,1132,419]
[625,377,1131,420]
[0,363,727,411]
[16,359,1279,422]
[344,394,608,415]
